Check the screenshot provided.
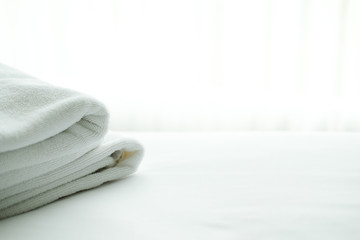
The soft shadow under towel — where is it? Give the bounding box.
[0,63,144,219]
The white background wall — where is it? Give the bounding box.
[1,0,360,131]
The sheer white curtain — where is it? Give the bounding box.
[0,0,359,131]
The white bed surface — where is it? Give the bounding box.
[1,132,360,240]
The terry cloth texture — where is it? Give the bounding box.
[0,63,144,219]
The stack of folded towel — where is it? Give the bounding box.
[0,63,144,219]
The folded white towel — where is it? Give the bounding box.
[0,63,144,219]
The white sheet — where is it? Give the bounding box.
[1,132,360,239]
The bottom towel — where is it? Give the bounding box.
[0,132,143,219]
